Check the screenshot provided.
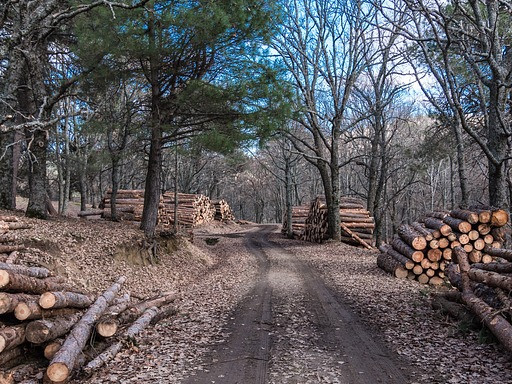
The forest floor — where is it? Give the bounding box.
[2,213,512,383]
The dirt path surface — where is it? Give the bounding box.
[185,225,409,384]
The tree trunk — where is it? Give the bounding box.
[39,291,93,309]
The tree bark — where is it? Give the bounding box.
[26,312,83,344]
[39,291,93,309]
[0,325,26,353]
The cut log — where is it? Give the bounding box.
[417,274,429,284]
[377,252,408,278]
[39,291,93,310]
[0,325,26,353]
[467,268,512,291]
[473,238,485,251]
[396,224,426,250]
[438,237,449,249]
[390,237,424,262]
[0,293,39,314]
[468,230,479,241]
[450,209,479,224]
[0,262,51,278]
[423,217,451,236]
[442,248,453,260]
[429,239,439,249]
[0,270,72,294]
[477,224,491,235]
[26,312,83,344]
[471,262,512,274]
[483,234,494,244]
[443,217,471,233]
[95,293,131,337]
[431,293,479,326]
[339,223,373,249]
[379,245,415,270]
[15,302,78,321]
[0,346,22,366]
[149,304,177,325]
[483,246,512,262]
[83,306,159,374]
[491,209,509,227]
[463,243,474,253]
[412,264,423,275]
[427,248,442,262]
[410,222,434,241]
[481,254,493,264]
[117,292,176,325]
[44,339,63,360]
[47,276,126,382]
[468,250,482,264]
[429,276,444,285]
[457,234,470,245]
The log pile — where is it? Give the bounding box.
[439,246,512,353]
[0,218,178,381]
[281,205,309,237]
[161,193,216,228]
[377,206,509,285]
[212,200,235,221]
[283,196,374,247]
[98,189,166,222]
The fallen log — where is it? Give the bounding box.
[95,293,131,337]
[423,217,451,236]
[378,245,415,270]
[483,245,512,262]
[443,217,471,233]
[39,291,93,310]
[15,302,78,321]
[26,312,83,344]
[44,339,63,360]
[46,276,126,382]
[467,268,512,292]
[117,292,176,325]
[340,223,373,249]
[450,209,479,224]
[83,306,159,374]
[471,262,512,274]
[0,346,23,366]
[390,237,424,262]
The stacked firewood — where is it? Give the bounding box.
[435,246,512,353]
[212,200,235,221]
[0,216,29,259]
[291,196,374,248]
[161,193,216,228]
[377,206,509,285]
[281,205,310,237]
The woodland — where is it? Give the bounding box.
[0,0,511,244]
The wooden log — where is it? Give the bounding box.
[5,251,18,264]
[426,268,435,277]
[379,245,415,270]
[431,293,478,325]
[39,292,93,310]
[457,234,470,245]
[447,233,457,242]
[0,325,25,353]
[7,223,31,230]
[468,250,482,264]
[468,230,480,241]
[463,243,474,253]
[427,248,442,262]
[450,241,461,249]
[471,262,512,273]
[443,248,453,260]
[0,262,51,279]
[77,209,104,217]
[423,217,451,236]
[426,211,450,220]
[473,209,491,224]
[491,209,509,227]
[429,239,439,249]
[390,237,424,262]
[83,306,159,374]
[482,254,493,264]
[429,276,444,285]
[0,293,39,314]
[477,224,491,235]
[483,245,512,262]
[47,276,126,382]
[438,237,449,249]
[339,223,373,249]
[377,253,408,278]
[0,216,19,222]
[467,268,512,291]
[411,222,434,241]
[443,217,471,233]
[44,339,63,360]
[117,292,176,325]
[473,238,485,251]
[149,304,177,325]
[95,293,131,337]
[483,234,494,244]
[0,270,71,294]
[450,209,479,224]
[26,312,83,344]
[412,264,423,275]
[420,258,431,269]
[15,302,78,321]
[396,224,426,250]
[417,274,429,284]
[0,346,22,366]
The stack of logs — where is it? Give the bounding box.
[433,245,512,353]
[212,200,235,221]
[80,190,235,229]
[281,205,309,238]
[284,196,374,248]
[0,216,177,382]
[161,193,216,228]
[377,206,509,285]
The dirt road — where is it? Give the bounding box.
[185,225,410,384]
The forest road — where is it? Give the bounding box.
[184,225,410,384]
